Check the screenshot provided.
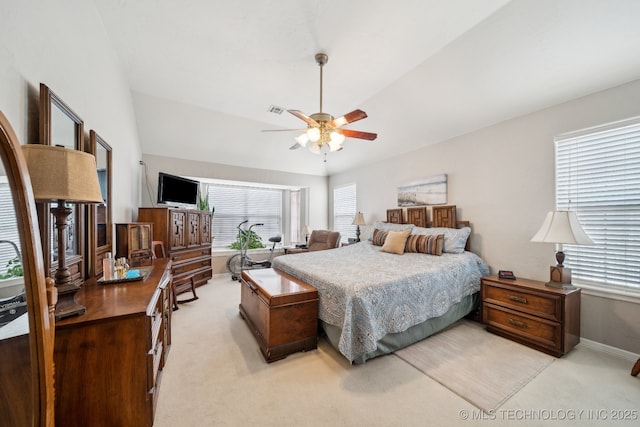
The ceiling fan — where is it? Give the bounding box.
[264,52,377,154]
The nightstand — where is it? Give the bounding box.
[481,275,580,357]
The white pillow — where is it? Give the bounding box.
[411,226,471,254]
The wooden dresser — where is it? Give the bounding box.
[240,268,318,362]
[138,207,212,290]
[481,275,580,357]
[54,259,172,427]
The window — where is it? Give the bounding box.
[0,177,21,276]
[333,184,356,244]
[202,183,283,248]
[555,117,640,293]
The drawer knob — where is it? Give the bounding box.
[509,295,528,304]
[508,318,527,328]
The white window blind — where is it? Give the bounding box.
[555,117,640,292]
[333,184,356,244]
[207,183,282,248]
[0,178,22,275]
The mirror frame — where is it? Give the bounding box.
[38,83,86,282]
[0,111,56,426]
[87,130,112,278]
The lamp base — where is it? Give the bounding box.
[545,280,577,290]
[54,283,86,321]
[546,266,575,290]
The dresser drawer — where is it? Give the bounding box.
[483,282,562,322]
[484,304,561,354]
[172,257,211,276]
[170,247,211,264]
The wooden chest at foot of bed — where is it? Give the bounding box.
[239,268,318,362]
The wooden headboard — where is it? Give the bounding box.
[386,205,471,250]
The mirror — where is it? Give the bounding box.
[39,83,85,283]
[87,130,112,277]
[0,111,56,425]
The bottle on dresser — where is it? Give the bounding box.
[102,252,115,280]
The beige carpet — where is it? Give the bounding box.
[394,320,554,412]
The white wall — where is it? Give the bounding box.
[139,154,329,231]
[329,79,640,354]
[0,0,141,222]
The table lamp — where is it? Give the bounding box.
[352,212,365,242]
[530,210,593,289]
[22,144,104,320]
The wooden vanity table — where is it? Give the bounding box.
[54,259,172,427]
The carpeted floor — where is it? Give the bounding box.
[154,275,640,426]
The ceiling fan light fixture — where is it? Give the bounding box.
[294,133,309,147]
[306,127,321,142]
[328,140,342,152]
[330,130,345,145]
[272,52,377,156]
[309,142,321,154]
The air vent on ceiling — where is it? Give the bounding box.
[267,105,285,115]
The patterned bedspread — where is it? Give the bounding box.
[272,241,490,362]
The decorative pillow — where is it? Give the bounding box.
[411,226,471,254]
[405,233,444,255]
[371,228,388,246]
[380,229,412,255]
[368,220,415,241]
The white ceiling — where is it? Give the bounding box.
[94,0,640,176]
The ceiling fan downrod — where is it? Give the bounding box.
[316,53,328,114]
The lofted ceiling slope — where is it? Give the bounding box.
[95,0,640,176]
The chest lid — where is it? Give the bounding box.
[241,268,318,306]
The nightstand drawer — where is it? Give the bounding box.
[483,283,562,322]
[484,304,561,354]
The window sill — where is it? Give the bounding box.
[212,247,284,256]
[574,281,640,304]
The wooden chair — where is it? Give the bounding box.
[150,240,198,310]
[171,275,199,311]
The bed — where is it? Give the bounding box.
[272,205,490,364]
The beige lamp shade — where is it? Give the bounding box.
[352,212,366,226]
[22,144,104,203]
[302,225,312,235]
[530,210,593,245]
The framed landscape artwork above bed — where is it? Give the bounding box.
[397,173,447,207]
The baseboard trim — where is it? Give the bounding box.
[579,338,639,362]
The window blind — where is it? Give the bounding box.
[0,179,22,275]
[555,117,640,292]
[333,184,356,244]
[207,184,282,248]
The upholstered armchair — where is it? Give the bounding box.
[286,230,341,254]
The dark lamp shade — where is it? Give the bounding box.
[22,144,104,204]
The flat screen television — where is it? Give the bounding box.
[157,172,199,206]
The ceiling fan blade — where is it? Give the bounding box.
[337,129,378,141]
[288,110,319,127]
[328,109,368,128]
